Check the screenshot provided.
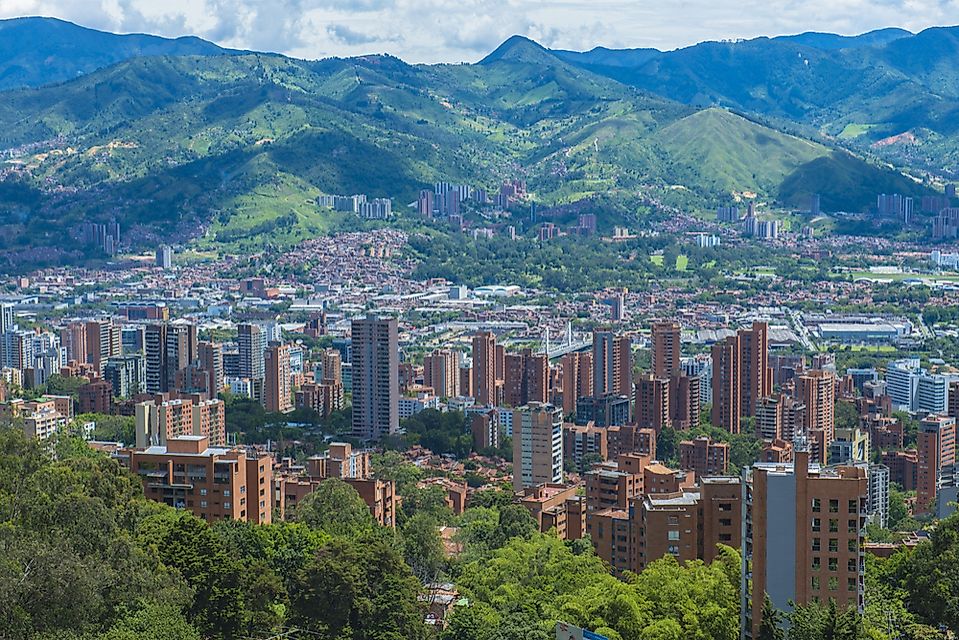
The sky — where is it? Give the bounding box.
[1,0,958,62]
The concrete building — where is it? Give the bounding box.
[867,464,890,529]
[559,351,593,417]
[264,343,293,414]
[651,321,682,378]
[742,451,868,638]
[135,396,226,448]
[351,316,399,441]
[296,380,344,417]
[198,341,224,395]
[563,422,608,470]
[680,436,730,479]
[79,379,113,414]
[307,442,371,480]
[712,335,742,433]
[104,354,145,399]
[576,393,630,427]
[739,322,772,418]
[423,349,460,399]
[471,331,497,407]
[512,402,563,490]
[502,349,549,408]
[126,435,272,524]
[237,323,266,384]
[916,414,956,513]
[635,374,669,432]
[519,483,586,540]
[592,330,632,398]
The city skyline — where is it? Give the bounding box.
[1,1,957,63]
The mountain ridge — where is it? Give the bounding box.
[0,16,241,90]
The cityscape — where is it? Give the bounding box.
[2,6,959,640]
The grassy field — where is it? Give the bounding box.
[650,253,689,271]
[850,270,959,283]
[837,123,877,139]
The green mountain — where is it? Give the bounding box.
[552,27,959,176]
[0,30,932,269]
[0,17,236,90]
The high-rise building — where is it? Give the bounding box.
[916,414,957,513]
[471,331,497,406]
[320,348,342,384]
[237,323,266,384]
[635,373,670,432]
[560,351,593,416]
[134,397,227,448]
[679,436,729,478]
[711,335,742,433]
[867,464,890,529]
[742,451,867,638]
[669,373,701,430]
[796,370,836,452]
[512,402,563,490]
[84,319,120,375]
[264,343,293,414]
[592,330,632,398]
[503,349,549,408]
[156,245,173,269]
[651,321,682,378]
[351,316,399,441]
[739,322,771,417]
[127,435,271,524]
[144,323,168,394]
[198,341,224,395]
[104,354,145,398]
[423,348,459,398]
[166,322,198,392]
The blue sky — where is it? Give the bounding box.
[2,0,958,62]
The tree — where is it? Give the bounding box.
[289,536,428,639]
[897,510,959,633]
[136,510,246,639]
[401,513,446,582]
[293,478,376,537]
[100,602,200,640]
[758,596,785,640]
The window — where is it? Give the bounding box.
[200,500,208,508]
[224,502,231,509]
[667,545,679,555]
[828,558,838,572]
[848,558,857,573]
[829,539,839,553]
[812,518,821,532]
[719,533,732,542]
[812,537,821,552]
[668,530,680,541]
[829,519,838,533]
[224,490,231,497]
[829,499,839,513]
[719,502,732,512]
[848,499,858,513]
[811,557,821,571]
[720,518,732,527]
[848,578,857,592]
[811,576,820,590]
[668,516,679,526]
[848,519,858,534]
[812,498,821,512]
[828,577,838,591]
[199,488,207,496]
[848,539,858,553]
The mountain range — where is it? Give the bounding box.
[0,17,954,267]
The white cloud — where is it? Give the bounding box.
[1,0,958,61]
